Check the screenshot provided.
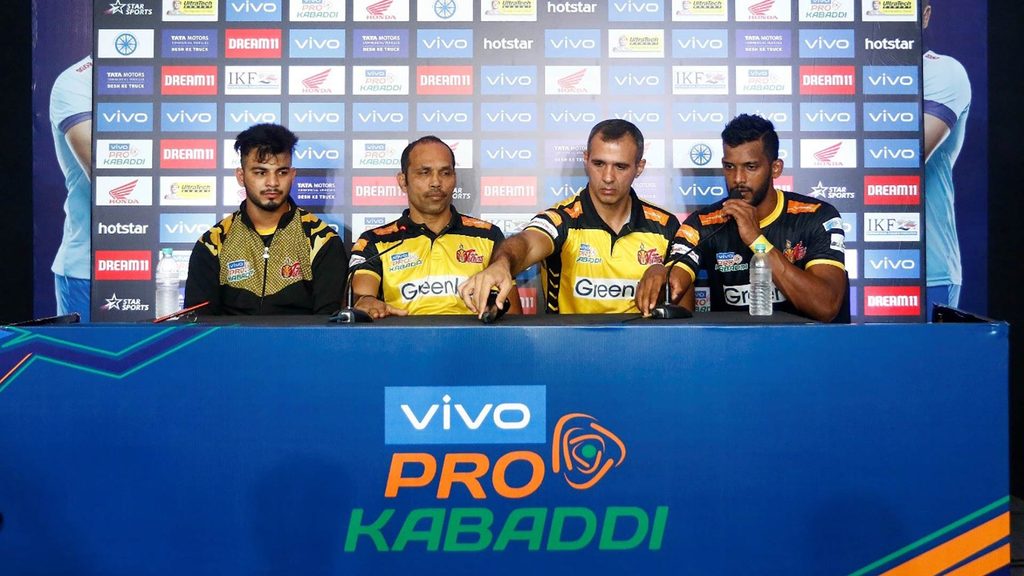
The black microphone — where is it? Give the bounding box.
[479,288,509,324]
[329,227,407,324]
[650,188,740,319]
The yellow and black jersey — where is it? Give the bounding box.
[350,208,505,315]
[526,189,680,314]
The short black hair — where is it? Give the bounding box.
[587,119,645,163]
[721,114,779,162]
[234,123,299,166]
[400,136,456,175]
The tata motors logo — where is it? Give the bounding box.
[161,29,217,58]
[354,29,409,58]
[864,175,919,205]
[99,66,152,95]
[95,250,152,280]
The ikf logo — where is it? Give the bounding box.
[671,29,728,58]
[161,102,217,132]
[799,65,855,95]
[481,66,537,96]
[160,213,216,243]
[98,29,155,58]
[864,175,920,205]
[225,66,281,95]
[864,286,921,317]
[161,65,218,95]
[289,102,345,132]
[417,102,473,131]
[800,102,856,132]
[609,0,664,22]
[798,29,854,58]
[226,0,281,21]
[674,176,727,206]
[417,29,473,58]
[97,103,153,132]
[863,102,919,132]
[160,140,216,169]
[98,66,153,95]
[225,29,282,58]
[352,103,409,132]
[481,103,537,131]
[864,139,919,169]
[863,66,918,95]
[864,212,920,242]
[385,386,545,444]
[864,249,919,279]
[224,102,280,132]
[95,250,152,281]
[161,29,217,58]
[294,140,345,169]
[608,66,664,96]
[289,29,346,58]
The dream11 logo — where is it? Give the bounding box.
[343,386,668,553]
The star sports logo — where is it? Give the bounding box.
[103,293,124,310]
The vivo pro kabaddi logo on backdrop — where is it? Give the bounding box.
[343,385,667,553]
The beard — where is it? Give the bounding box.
[729,181,770,207]
[246,188,287,213]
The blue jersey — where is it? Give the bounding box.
[923,50,971,287]
[49,55,93,279]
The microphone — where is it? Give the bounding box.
[329,227,407,324]
[479,288,509,324]
[152,301,209,323]
[650,188,740,319]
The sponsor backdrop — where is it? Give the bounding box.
[0,322,1010,573]
[32,0,990,321]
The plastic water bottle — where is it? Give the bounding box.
[155,248,180,318]
[748,243,773,316]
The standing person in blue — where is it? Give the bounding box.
[48,55,93,321]
[185,123,348,315]
[923,0,972,309]
[635,114,847,322]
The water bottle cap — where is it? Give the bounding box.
[161,247,173,256]
[754,243,766,252]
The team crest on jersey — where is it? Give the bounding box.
[637,243,663,265]
[783,240,807,263]
[576,243,602,264]
[455,244,484,264]
[226,259,253,283]
[280,259,302,279]
[715,251,748,273]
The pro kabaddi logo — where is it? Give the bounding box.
[346,386,667,552]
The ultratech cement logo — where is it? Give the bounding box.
[344,385,667,552]
[95,250,152,280]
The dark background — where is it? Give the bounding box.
[2,1,1022,496]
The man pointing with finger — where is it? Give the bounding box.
[635,114,847,322]
[460,119,679,316]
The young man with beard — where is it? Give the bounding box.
[185,123,347,315]
[635,114,848,322]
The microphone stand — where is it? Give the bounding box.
[329,233,407,324]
